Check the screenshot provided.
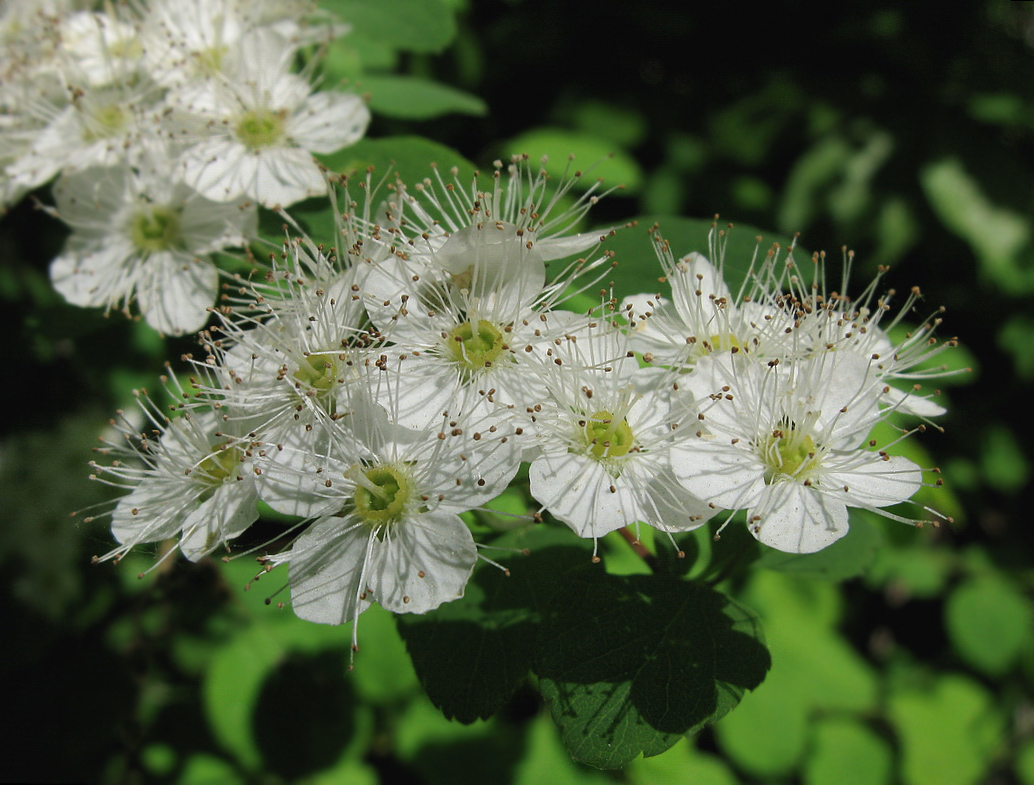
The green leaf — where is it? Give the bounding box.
[535,575,770,769]
[589,215,806,306]
[756,513,882,580]
[888,675,1003,785]
[803,718,894,785]
[513,713,613,785]
[502,128,643,192]
[920,158,1033,293]
[397,526,592,723]
[318,135,477,186]
[363,75,487,119]
[945,576,1032,676]
[319,0,456,52]
[303,136,479,242]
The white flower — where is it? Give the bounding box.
[174,28,369,207]
[525,327,716,539]
[258,397,520,645]
[90,389,260,564]
[622,229,793,367]
[354,158,615,426]
[671,350,924,553]
[48,159,256,334]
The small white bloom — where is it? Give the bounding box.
[671,350,924,553]
[48,159,256,334]
[91,390,260,564]
[259,397,520,645]
[174,28,369,207]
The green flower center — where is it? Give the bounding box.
[352,465,410,525]
[196,445,241,487]
[195,45,228,75]
[708,333,742,352]
[584,410,635,460]
[235,108,286,150]
[446,319,505,375]
[762,428,820,484]
[84,102,128,141]
[293,352,338,394]
[129,206,183,253]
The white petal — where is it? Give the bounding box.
[288,91,370,154]
[365,512,477,614]
[136,252,218,335]
[670,440,766,511]
[287,519,374,625]
[751,482,849,554]
[529,452,640,537]
[179,480,259,561]
[824,454,923,508]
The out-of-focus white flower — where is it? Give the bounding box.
[49,159,256,334]
[174,28,368,207]
[90,384,261,564]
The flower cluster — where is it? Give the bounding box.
[88,158,954,643]
[2,0,368,334]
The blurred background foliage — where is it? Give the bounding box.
[2,0,1034,782]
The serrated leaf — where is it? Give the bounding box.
[756,513,882,579]
[363,75,487,119]
[320,0,456,52]
[397,527,592,723]
[535,575,770,769]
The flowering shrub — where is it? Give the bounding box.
[1,0,966,774]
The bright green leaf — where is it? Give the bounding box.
[888,675,1003,785]
[319,0,456,52]
[920,158,1033,293]
[945,575,1032,676]
[513,713,612,785]
[363,75,487,119]
[627,741,739,785]
[803,718,894,785]
[502,128,643,192]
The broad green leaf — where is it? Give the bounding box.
[627,741,739,785]
[865,541,953,598]
[756,513,882,579]
[397,526,592,723]
[945,575,1031,676]
[306,136,478,242]
[502,128,643,192]
[803,718,894,785]
[1017,740,1034,785]
[177,754,245,785]
[888,675,1003,785]
[716,571,876,777]
[319,0,456,52]
[588,215,806,306]
[535,574,770,769]
[363,75,487,119]
[318,136,477,186]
